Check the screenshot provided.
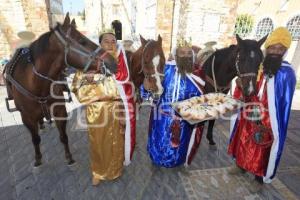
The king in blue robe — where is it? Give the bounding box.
[142,60,205,168]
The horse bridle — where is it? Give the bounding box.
[138,40,164,79]
[235,54,257,78]
[208,52,257,93]
[54,26,109,73]
[4,26,111,119]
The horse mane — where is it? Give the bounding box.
[213,45,237,60]
[203,44,237,71]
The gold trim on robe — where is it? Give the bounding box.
[72,72,125,181]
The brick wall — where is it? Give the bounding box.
[20,0,50,36]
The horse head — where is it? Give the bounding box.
[235,34,267,96]
[140,35,165,99]
[53,13,117,75]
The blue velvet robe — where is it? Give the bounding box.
[142,62,203,167]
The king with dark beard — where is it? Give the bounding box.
[142,38,206,168]
[228,27,296,192]
[175,46,194,75]
[263,54,283,78]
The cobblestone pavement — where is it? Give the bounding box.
[0,86,299,200]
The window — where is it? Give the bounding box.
[234,14,254,38]
[112,5,120,16]
[255,17,274,39]
[286,15,300,40]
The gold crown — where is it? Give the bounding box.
[176,37,192,48]
[99,28,115,36]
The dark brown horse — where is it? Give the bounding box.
[3,13,117,167]
[128,35,165,100]
[202,34,268,145]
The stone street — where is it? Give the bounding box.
[0,86,299,200]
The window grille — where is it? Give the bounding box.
[255,17,274,39]
[234,14,254,38]
[286,15,300,40]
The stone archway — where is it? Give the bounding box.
[111,20,122,40]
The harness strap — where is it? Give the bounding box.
[41,102,51,120]
[212,55,217,92]
[32,64,56,82]
[206,55,231,93]
[5,74,50,102]
[205,74,231,93]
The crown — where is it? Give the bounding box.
[99,28,115,36]
[176,37,192,48]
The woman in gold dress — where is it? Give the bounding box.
[72,30,135,185]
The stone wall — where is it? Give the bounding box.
[85,0,135,40]
[0,0,26,58]
[156,0,175,56]
[0,0,51,58]
[171,0,239,50]
[20,0,50,36]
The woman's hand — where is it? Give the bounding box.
[85,73,95,83]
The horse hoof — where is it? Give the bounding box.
[209,144,217,150]
[67,159,76,166]
[33,162,42,168]
[209,141,216,145]
[68,161,77,171]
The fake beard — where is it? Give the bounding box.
[263,54,283,77]
[176,56,193,75]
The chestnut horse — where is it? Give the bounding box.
[128,35,165,101]
[202,35,268,145]
[3,13,117,167]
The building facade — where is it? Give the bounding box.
[0,0,62,58]
[1,0,299,77]
[236,0,300,76]
[45,0,64,27]
[84,0,137,42]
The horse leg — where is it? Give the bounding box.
[22,116,42,167]
[135,89,143,111]
[53,104,75,165]
[66,86,73,102]
[206,120,216,145]
[39,118,45,130]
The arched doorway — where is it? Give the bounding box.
[111,20,122,40]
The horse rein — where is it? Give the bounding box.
[4,26,110,112]
[30,27,111,84]
[25,27,110,85]
[208,52,257,93]
[235,54,257,78]
[54,27,109,73]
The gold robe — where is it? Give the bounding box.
[72,72,125,180]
